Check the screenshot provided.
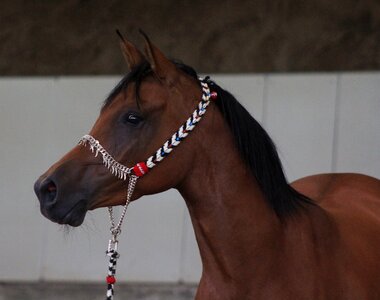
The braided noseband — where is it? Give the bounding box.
[78,77,216,300]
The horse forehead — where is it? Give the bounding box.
[107,80,161,106]
[139,79,164,94]
[134,80,173,108]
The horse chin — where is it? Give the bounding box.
[41,199,88,227]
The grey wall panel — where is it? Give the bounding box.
[120,192,185,282]
[41,209,110,281]
[334,74,380,178]
[212,75,265,122]
[0,79,54,280]
[264,74,337,182]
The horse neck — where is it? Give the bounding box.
[177,106,284,287]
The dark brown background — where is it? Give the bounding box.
[1,0,379,75]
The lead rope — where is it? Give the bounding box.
[105,175,138,300]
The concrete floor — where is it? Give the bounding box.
[0,282,197,300]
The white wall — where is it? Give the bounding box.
[0,73,379,283]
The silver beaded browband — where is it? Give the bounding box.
[79,78,217,179]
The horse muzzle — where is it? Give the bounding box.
[34,174,88,227]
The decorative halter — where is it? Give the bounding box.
[78,77,216,300]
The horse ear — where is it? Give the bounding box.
[116,30,144,70]
[139,29,177,84]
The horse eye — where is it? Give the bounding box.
[121,112,143,126]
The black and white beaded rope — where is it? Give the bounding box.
[78,77,216,300]
[102,174,137,300]
[105,245,119,300]
[145,78,214,170]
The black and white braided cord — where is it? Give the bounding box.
[106,249,119,300]
[145,78,212,169]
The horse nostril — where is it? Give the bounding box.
[47,183,57,193]
[38,178,58,205]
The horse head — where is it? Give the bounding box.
[34,32,213,226]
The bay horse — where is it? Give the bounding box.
[34,32,380,299]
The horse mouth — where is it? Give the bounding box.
[41,199,88,227]
[62,200,87,226]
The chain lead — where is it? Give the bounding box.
[105,174,138,300]
[108,174,138,237]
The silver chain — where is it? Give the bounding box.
[108,175,138,240]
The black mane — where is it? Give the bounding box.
[211,81,313,217]
[104,62,313,218]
